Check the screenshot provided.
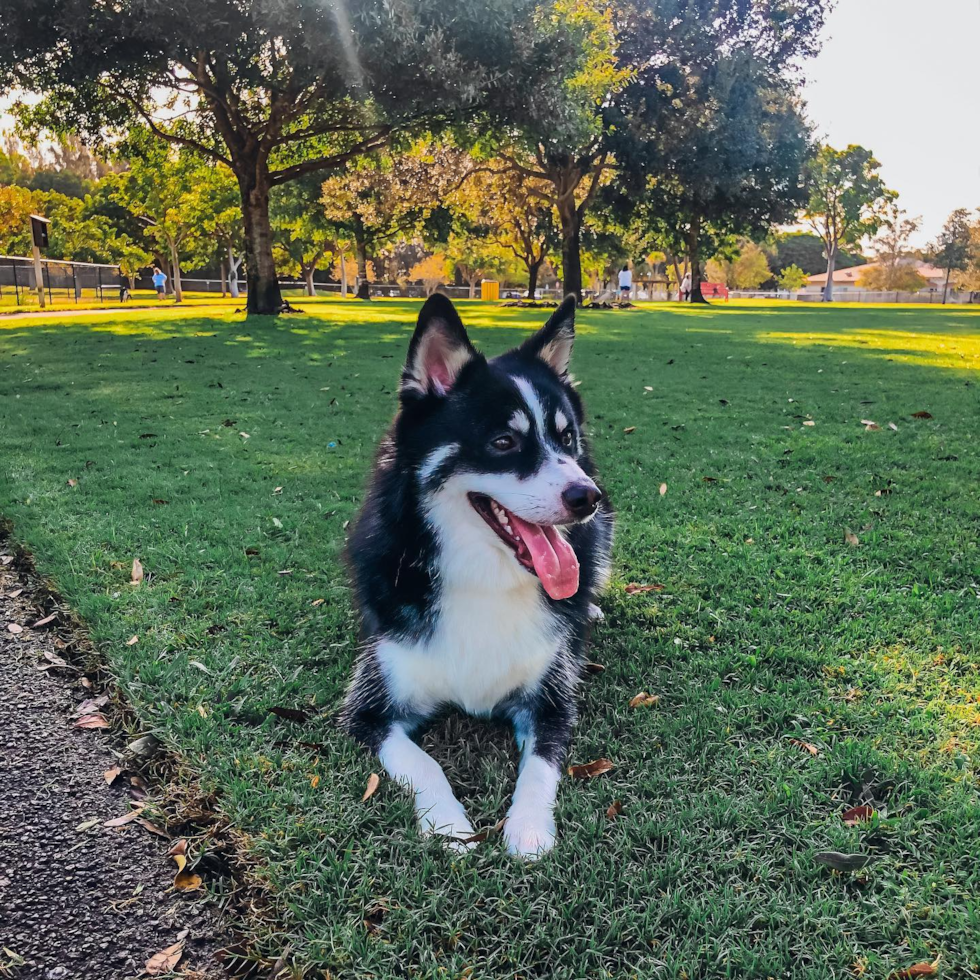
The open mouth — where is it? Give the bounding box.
[468,493,580,600]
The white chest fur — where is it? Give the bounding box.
[377,581,558,715]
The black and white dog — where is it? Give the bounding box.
[340,293,613,857]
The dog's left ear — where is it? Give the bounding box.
[519,294,576,381]
[401,293,478,399]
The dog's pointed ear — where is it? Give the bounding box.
[519,294,576,380]
[401,294,478,399]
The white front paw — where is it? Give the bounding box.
[504,809,557,859]
[416,792,476,849]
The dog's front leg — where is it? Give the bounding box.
[379,724,476,847]
[504,695,574,859]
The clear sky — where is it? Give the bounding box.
[802,0,980,248]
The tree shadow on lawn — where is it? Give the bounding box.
[1,305,978,978]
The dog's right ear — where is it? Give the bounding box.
[401,294,479,399]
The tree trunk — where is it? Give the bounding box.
[557,200,583,303]
[228,247,241,298]
[220,259,228,297]
[468,280,477,299]
[353,216,368,281]
[687,219,708,304]
[942,267,950,305]
[822,247,837,302]
[304,266,316,296]
[239,167,285,315]
[526,259,542,300]
[169,242,183,303]
[340,251,348,297]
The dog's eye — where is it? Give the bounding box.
[560,429,575,449]
[489,434,518,453]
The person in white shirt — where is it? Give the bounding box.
[618,264,632,301]
[680,271,692,302]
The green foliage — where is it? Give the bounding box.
[770,232,865,276]
[706,241,772,289]
[777,263,809,290]
[927,208,973,280]
[803,145,895,256]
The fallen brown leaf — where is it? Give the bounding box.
[31,612,57,628]
[152,498,169,505]
[814,850,874,871]
[311,598,325,607]
[624,582,664,594]
[702,476,718,483]
[844,529,860,547]
[103,767,122,785]
[362,772,381,802]
[269,706,310,723]
[38,650,72,671]
[583,662,605,674]
[628,692,660,708]
[168,839,188,858]
[887,956,941,980]
[789,738,819,756]
[136,818,170,838]
[6,623,23,635]
[75,695,108,717]
[145,941,184,976]
[568,758,615,779]
[802,420,816,426]
[864,422,881,431]
[888,422,898,431]
[174,869,203,891]
[131,558,144,585]
[67,478,78,487]
[6,588,23,599]
[104,808,144,828]
[605,800,623,820]
[659,482,667,496]
[841,805,875,826]
[910,411,933,420]
[75,713,110,729]
[623,426,636,434]
[126,635,139,646]
[458,819,506,845]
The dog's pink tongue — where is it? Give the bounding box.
[509,515,580,600]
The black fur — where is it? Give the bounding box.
[340,294,613,811]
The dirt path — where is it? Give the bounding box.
[0,556,229,980]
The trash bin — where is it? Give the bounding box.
[480,280,499,301]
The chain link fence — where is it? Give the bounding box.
[0,255,125,308]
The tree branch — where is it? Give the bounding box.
[269,129,393,184]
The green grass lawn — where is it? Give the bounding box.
[2,298,979,979]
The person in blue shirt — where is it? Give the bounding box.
[151,266,167,299]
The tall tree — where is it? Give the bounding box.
[926,208,973,304]
[272,175,335,297]
[104,132,208,303]
[802,144,895,301]
[605,0,830,302]
[449,164,560,298]
[496,0,630,301]
[2,0,536,315]
[321,143,467,283]
[857,205,924,292]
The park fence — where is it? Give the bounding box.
[0,255,123,308]
[795,289,977,305]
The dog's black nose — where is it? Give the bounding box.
[562,482,602,519]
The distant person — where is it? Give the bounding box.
[618,264,632,301]
[680,271,692,302]
[119,273,130,303]
[151,266,167,299]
